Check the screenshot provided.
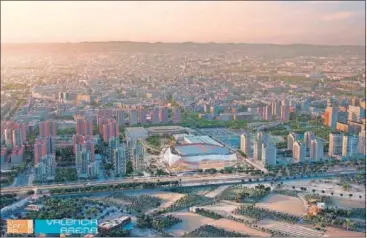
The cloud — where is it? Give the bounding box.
[322,11,357,21]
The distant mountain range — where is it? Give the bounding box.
[1,41,365,58]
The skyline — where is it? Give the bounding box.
[1,1,366,46]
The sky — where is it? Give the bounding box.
[1,1,365,45]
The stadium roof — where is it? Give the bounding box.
[125,127,148,139]
[175,144,231,157]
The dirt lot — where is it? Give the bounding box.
[325,227,366,237]
[123,190,185,210]
[209,218,271,237]
[165,212,216,237]
[255,194,305,216]
[199,202,238,216]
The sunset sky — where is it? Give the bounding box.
[1,1,365,45]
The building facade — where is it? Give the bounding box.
[240,133,252,156]
[293,141,306,162]
[342,135,359,158]
[310,138,324,161]
[328,133,343,157]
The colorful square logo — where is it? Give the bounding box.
[7,220,34,234]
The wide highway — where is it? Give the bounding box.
[1,169,362,194]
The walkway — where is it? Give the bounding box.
[238,153,268,173]
[205,185,230,198]
[257,219,324,237]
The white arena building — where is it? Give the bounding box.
[163,135,237,171]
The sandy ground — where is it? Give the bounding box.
[205,185,230,198]
[165,212,216,236]
[122,190,185,208]
[331,197,366,209]
[325,227,366,237]
[209,218,271,237]
[200,202,256,222]
[255,194,305,216]
[200,202,238,216]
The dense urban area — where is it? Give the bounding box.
[1,42,366,237]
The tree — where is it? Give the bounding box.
[343,183,349,191]
[344,218,352,231]
[126,161,133,175]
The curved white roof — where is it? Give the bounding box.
[163,147,236,167]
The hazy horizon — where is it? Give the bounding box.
[1,41,365,47]
[1,1,366,46]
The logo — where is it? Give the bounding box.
[7,220,34,234]
[35,219,98,234]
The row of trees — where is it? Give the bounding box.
[0,170,18,187]
[219,184,271,203]
[194,166,263,176]
[234,205,301,223]
[168,185,218,194]
[98,229,130,237]
[340,174,366,187]
[50,180,179,194]
[137,214,182,231]
[194,208,223,220]
[146,136,162,149]
[0,193,17,209]
[181,113,248,129]
[55,148,75,167]
[304,213,365,232]
[54,168,78,182]
[183,225,246,237]
[153,194,214,215]
[266,159,357,178]
[57,128,76,136]
[110,194,162,214]
[323,207,366,220]
[26,197,103,220]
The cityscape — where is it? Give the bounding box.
[1,1,366,238]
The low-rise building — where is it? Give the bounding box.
[99,216,131,231]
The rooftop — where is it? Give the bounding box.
[175,144,231,157]
[147,125,185,132]
[183,135,223,147]
[125,127,149,139]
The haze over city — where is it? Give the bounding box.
[1,1,366,45]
